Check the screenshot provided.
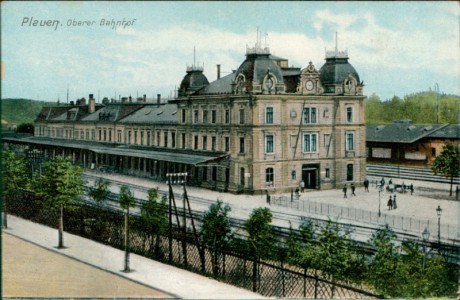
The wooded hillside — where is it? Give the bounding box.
[1,99,58,126]
[365,91,459,124]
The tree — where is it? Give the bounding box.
[2,149,28,228]
[88,178,110,205]
[31,155,84,248]
[244,207,274,292]
[303,220,365,284]
[366,224,404,297]
[201,199,232,276]
[245,207,275,259]
[431,143,460,196]
[118,185,136,272]
[140,187,168,258]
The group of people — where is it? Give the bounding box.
[387,194,397,210]
[342,183,356,198]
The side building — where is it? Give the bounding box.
[3,43,366,194]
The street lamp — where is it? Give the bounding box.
[436,205,442,243]
[422,227,430,270]
[378,186,383,217]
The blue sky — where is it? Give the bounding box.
[1,1,459,102]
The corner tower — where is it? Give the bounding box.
[233,43,285,94]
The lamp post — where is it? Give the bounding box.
[422,227,430,270]
[436,205,442,244]
[378,186,383,217]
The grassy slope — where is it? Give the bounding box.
[1,98,58,125]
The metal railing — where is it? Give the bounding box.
[271,196,459,242]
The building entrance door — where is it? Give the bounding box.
[302,164,320,189]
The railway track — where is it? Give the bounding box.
[81,173,460,264]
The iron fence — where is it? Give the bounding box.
[271,196,458,242]
[8,190,382,299]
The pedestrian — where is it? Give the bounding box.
[393,195,397,209]
[410,184,414,195]
[300,180,305,193]
[351,183,356,196]
[387,196,393,210]
[456,185,459,200]
[265,190,270,205]
[389,178,393,185]
[295,187,300,198]
[291,189,294,202]
[380,177,385,187]
[402,182,406,193]
[363,178,369,192]
[343,185,347,198]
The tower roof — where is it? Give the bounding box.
[179,66,209,95]
[319,46,360,85]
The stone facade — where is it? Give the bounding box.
[19,43,367,195]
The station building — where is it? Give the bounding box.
[4,43,366,194]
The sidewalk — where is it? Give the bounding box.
[3,215,264,299]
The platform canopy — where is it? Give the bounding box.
[3,136,228,166]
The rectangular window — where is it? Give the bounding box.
[324,134,331,147]
[91,129,95,140]
[239,137,245,154]
[347,164,354,181]
[134,130,137,144]
[182,133,186,149]
[239,109,245,124]
[431,147,436,157]
[164,131,168,147]
[303,133,318,153]
[194,110,199,124]
[303,107,317,124]
[211,110,216,124]
[109,129,112,142]
[240,167,245,186]
[194,135,198,150]
[203,167,207,181]
[99,129,102,141]
[181,109,186,123]
[266,107,273,124]
[156,131,161,146]
[140,131,144,145]
[265,134,274,153]
[225,110,230,124]
[171,132,176,148]
[266,167,274,184]
[225,137,230,152]
[117,130,122,143]
[347,107,353,123]
[212,136,216,151]
[202,136,207,150]
[147,131,151,146]
[203,110,208,124]
[86,130,89,140]
[212,167,217,181]
[346,132,354,151]
[325,168,330,178]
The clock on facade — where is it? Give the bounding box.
[305,80,314,91]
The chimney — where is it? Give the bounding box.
[143,94,147,102]
[217,64,221,79]
[157,94,161,107]
[88,95,96,113]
